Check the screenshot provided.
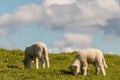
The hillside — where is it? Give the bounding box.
[0,48,120,80]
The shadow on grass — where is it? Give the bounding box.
[7,65,23,69]
[60,69,73,75]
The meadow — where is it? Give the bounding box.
[0,48,120,80]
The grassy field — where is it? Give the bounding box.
[0,48,120,80]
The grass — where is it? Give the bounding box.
[0,48,120,80]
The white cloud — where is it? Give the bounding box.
[0,4,44,24]
[43,0,120,32]
[0,3,46,35]
[50,33,93,52]
[0,0,120,51]
[44,0,74,6]
[0,0,120,35]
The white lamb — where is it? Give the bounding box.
[23,42,49,69]
[69,48,108,76]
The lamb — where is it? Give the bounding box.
[23,42,49,69]
[69,48,108,76]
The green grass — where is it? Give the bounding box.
[0,48,120,80]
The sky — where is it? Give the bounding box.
[0,0,120,54]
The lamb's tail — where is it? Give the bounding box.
[102,57,108,68]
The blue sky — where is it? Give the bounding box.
[0,0,120,54]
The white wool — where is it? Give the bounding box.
[23,42,49,69]
[69,48,107,76]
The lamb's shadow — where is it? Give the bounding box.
[60,69,73,75]
[7,65,22,69]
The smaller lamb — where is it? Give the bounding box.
[69,48,107,76]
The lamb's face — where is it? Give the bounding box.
[69,64,80,75]
[23,59,30,68]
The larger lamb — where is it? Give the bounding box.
[69,48,107,76]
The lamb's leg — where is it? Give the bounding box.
[100,65,106,76]
[95,66,100,75]
[94,63,100,75]
[80,66,83,75]
[41,55,45,68]
[98,60,106,76]
[82,62,88,76]
[44,54,49,68]
[34,58,39,69]
[37,51,45,68]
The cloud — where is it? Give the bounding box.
[0,0,120,35]
[103,18,120,40]
[0,3,46,35]
[0,4,44,24]
[43,0,120,32]
[44,0,74,6]
[50,33,93,52]
[0,0,120,51]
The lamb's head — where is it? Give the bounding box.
[22,58,31,68]
[68,64,80,75]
